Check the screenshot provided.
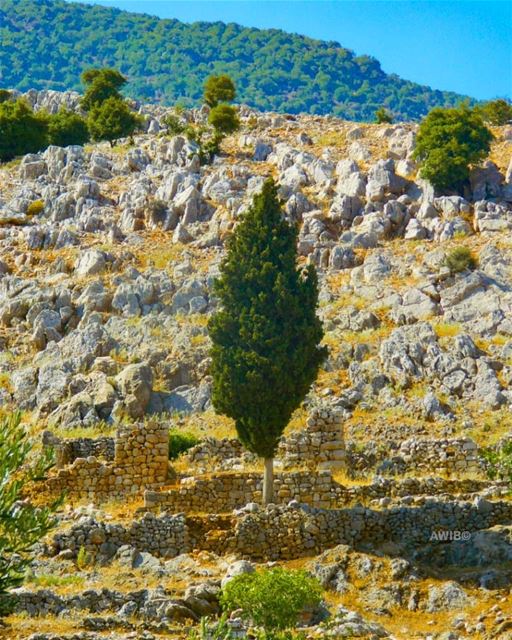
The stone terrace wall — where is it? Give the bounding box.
[398,438,483,475]
[50,499,512,563]
[146,472,502,514]
[46,421,168,500]
[145,470,338,512]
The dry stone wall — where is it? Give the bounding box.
[46,421,168,500]
[398,437,483,475]
[50,499,512,563]
[145,470,339,512]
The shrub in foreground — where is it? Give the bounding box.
[220,567,322,631]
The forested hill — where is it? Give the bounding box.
[1,0,469,121]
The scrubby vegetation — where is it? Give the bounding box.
[444,246,479,274]
[220,568,322,631]
[0,68,144,160]
[1,0,470,120]
[168,429,200,459]
[476,98,512,126]
[413,103,493,192]
[0,414,60,615]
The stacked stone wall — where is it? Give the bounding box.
[46,421,168,500]
[145,470,338,512]
[50,499,512,563]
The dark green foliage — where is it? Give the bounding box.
[0,0,471,121]
[47,108,89,147]
[220,567,323,631]
[0,98,48,161]
[87,96,142,146]
[0,89,12,104]
[375,107,393,123]
[413,104,493,192]
[444,246,478,274]
[208,179,326,460]
[168,430,200,460]
[0,413,60,615]
[204,75,236,108]
[81,68,127,112]
[476,98,512,126]
[208,104,240,136]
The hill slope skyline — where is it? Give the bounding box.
[1,0,471,121]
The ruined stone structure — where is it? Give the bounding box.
[184,403,346,471]
[280,404,346,469]
[46,421,168,500]
[145,469,339,512]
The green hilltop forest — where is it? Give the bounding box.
[1,0,470,121]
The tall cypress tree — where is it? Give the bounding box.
[208,179,327,504]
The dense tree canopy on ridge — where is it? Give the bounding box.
[1,0,471,121]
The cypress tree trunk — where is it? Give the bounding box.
[263,457,274,505]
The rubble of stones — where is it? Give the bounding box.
[1,89,512,639]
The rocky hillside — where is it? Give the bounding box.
[0,0,469,120]
[1,90,512,640]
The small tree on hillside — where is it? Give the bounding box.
[87,96,142,146]
[0,413,60,615]
[476,98,512,126]
[413,103,493,193]
[204,74,236,108]
[208,179,326,504]
[375,107,393,124]
[208,103,240,136]
[81,68,127,111]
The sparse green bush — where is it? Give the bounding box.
[413,103,493,192]
[375,107,393,124]
[168,429,200,460]
[444,246,478,274]
[0,413,60,615]
[476,98,512,126]
[482,440,512,485]
[76,545,91,570]
[220,567,322,631]
[164,113,186,135]
[208,104,240,136]
[26,200,45,216]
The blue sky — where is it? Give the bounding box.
[71,1,512,100]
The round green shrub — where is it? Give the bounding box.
[26,200,45,216]
[413,104,493,193]
[220,567,322,631]
[444,246,478,274]
[168,429,200,460]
